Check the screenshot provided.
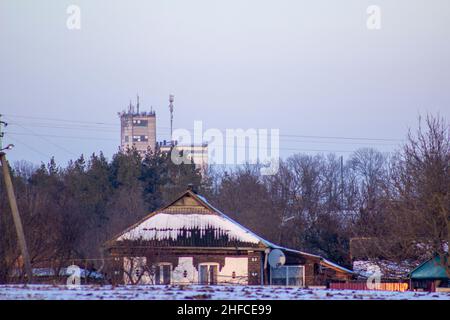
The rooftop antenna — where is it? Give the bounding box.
[169,94,174,144]
[136,94,140,114]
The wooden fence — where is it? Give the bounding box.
[330,281,409,292]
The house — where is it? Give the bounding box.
[410,254,449,292]
[104,187,352,286]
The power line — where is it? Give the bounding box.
[10,123,78,157]
[6,131,117,141]
[4,114,172,131]
[3,114,402,157]
[8,122,119,132]
[279,134,404,142]
[278,137,400,146]
[6,135,52,159]
[3,114,405,142]
[5,119,172,132]
[6,124,400,146]
[4,114,119,127]
[6,132,363,153]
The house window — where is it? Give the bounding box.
[270,265,305,286]
[199,263,218,285]
[154,263,172,285]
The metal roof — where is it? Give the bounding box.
[410,255,449,280]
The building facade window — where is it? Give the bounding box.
[132,119,148,126]
[198,263,219,285]
[270,265,305,286]
[154,263,172,285]
[133,135,149,142]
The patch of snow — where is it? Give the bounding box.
[10,268,103,279]
[0,285,449,300]
[353,260,414,279]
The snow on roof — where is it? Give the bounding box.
[321,258,353,274]
[113,191,273,245]
[117,213,262,244]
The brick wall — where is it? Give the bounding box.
[248,251,263,285]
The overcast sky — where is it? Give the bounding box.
[1,0,449,166]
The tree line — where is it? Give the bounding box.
[0,114,448,282]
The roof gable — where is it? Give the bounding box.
[161,192,215,215]
[410,255,449,280]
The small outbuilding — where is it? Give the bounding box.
[104,187,352,286]
[410,254,449,292]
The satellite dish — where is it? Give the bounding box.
[268,249,286,269]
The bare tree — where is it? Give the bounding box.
[386,115,449,272]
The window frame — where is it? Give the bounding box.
[154,262,172,285]
[269,265,305,287]
[198,262,220,285]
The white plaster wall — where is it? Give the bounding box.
[172,257,198,284]
[218,257,248,285]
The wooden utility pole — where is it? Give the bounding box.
[340,155,344,209]
[0,115,33,283]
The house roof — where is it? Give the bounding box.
[410,255,449,280]
[108,189,268,246]
[321,258,354,274]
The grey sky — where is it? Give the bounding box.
[1,0,449,165]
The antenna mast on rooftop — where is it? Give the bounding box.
[169,94,174,144]
[136,94,140,114]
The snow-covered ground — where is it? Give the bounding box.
[0,285,449,300]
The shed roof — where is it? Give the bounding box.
[410,255,449,280]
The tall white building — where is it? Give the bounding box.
[158,141,208,172]
[118,96,156,155]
